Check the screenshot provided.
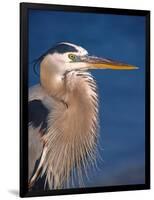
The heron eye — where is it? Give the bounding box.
[68,54,76,61]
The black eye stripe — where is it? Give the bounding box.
[49,44,78,54]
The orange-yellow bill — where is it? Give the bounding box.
[83,56,138,70]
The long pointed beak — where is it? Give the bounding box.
[82,55,138,70]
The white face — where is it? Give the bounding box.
[41,43,89,74]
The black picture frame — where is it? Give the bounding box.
[20,2,150,198]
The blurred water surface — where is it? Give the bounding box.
[28,9,145,187]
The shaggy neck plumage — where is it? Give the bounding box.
[33,64,99,189]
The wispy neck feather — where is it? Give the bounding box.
[34,70,99,189]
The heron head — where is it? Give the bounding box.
[40,42,138,75]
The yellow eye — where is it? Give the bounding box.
[68,54,76,61]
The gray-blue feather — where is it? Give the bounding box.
[28,100,49,133]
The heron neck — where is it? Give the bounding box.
[40,61,65,100]
[41,71,99,188]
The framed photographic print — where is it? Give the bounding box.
[20,2,150,197]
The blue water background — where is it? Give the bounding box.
[28,9,145,187]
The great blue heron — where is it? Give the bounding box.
[28,42,137,190]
